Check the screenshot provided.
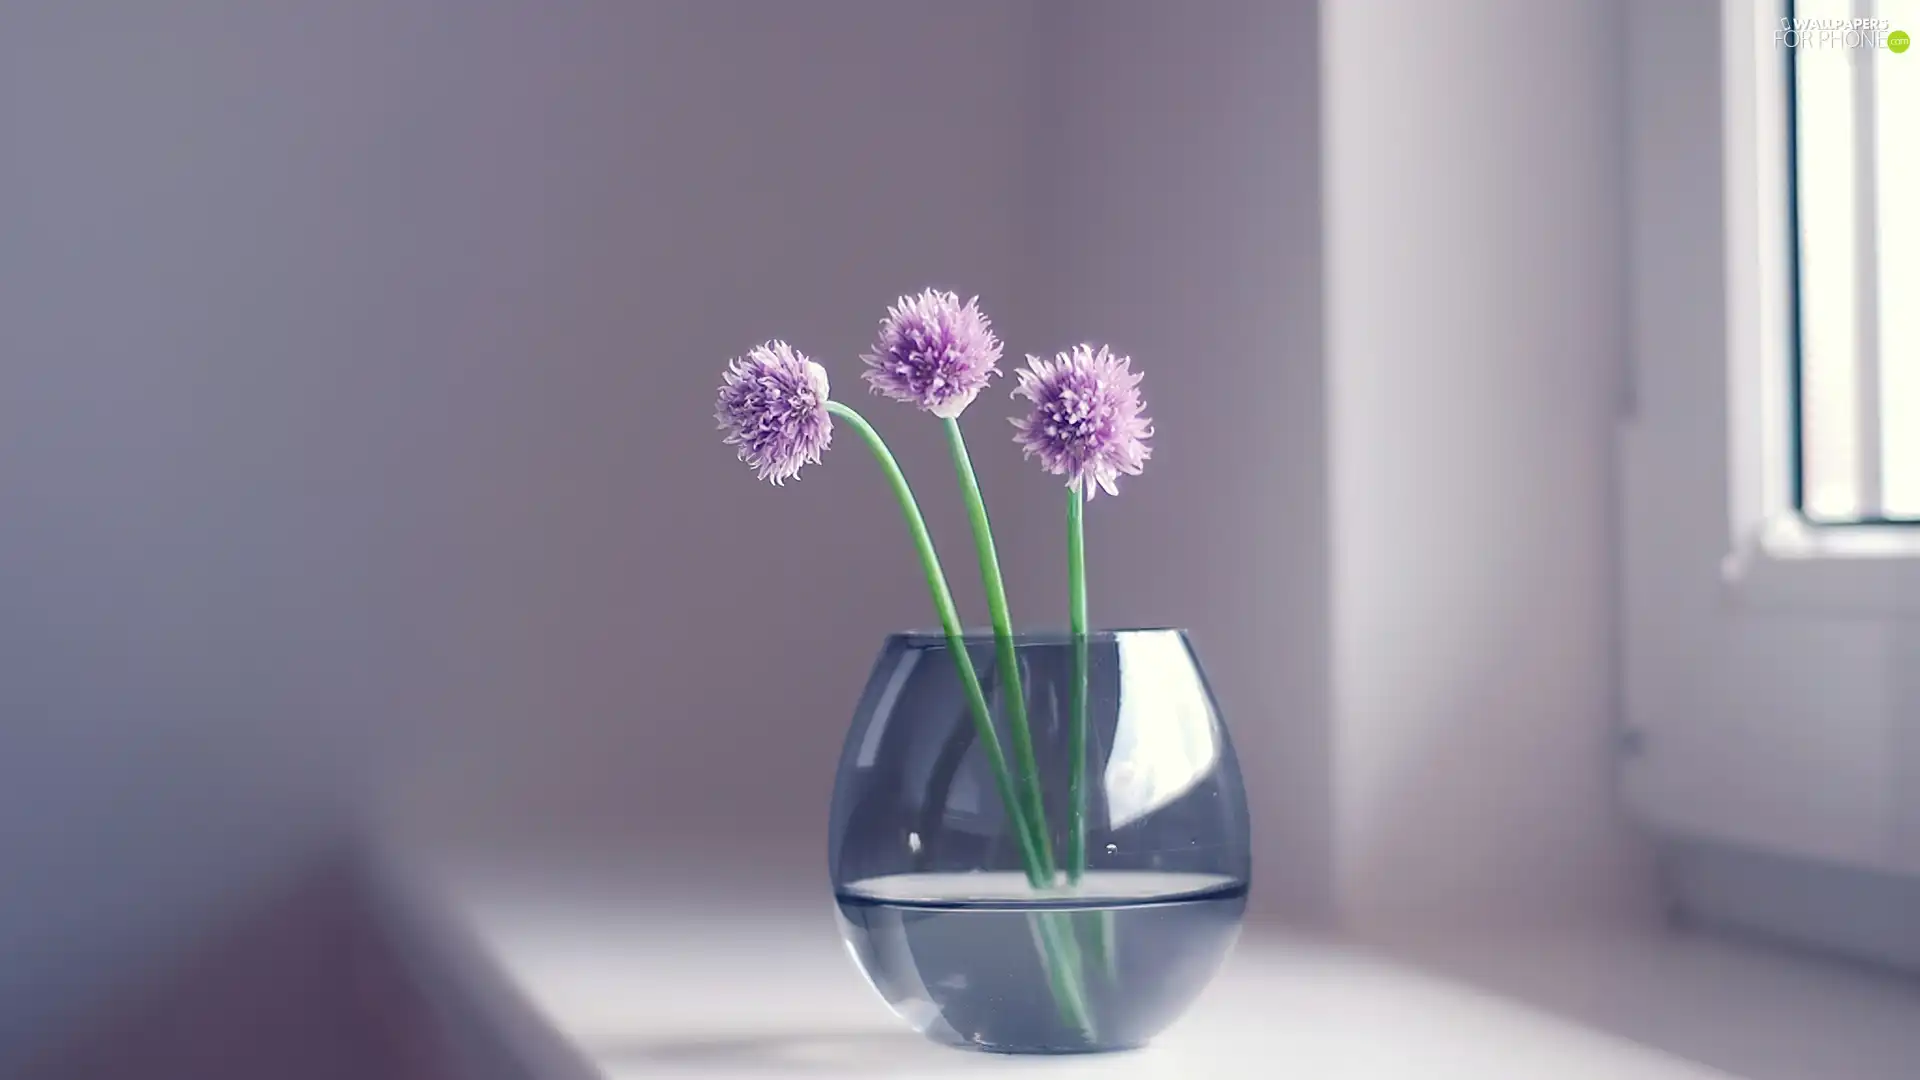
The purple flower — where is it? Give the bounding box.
[861,289,1003,418]
[715,341,833,484]
[1011,344,1153,499]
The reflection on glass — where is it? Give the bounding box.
[856,646,920,768]
[1104,632,1220,830]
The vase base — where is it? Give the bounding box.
[961,1039,1148,1056]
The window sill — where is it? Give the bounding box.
[1722,515,1920,615]
[376,843,1920,1080]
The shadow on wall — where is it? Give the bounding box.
[25,845,450,1080]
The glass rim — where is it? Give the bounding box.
[888,626,1190,647]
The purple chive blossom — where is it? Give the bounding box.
[715,340,833,485]
[1011,344,1153,499]
[861,289,1003,418]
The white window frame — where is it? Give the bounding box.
[1722,0,1920,615]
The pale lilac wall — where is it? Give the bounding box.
[0,0,1045,1063]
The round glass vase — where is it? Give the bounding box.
[828,628,1251,1054]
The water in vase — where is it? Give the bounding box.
[834,870,1246,1054]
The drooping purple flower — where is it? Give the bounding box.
[715,340,833,484]
[861,289,1003,418]
[1011,344,1153,499]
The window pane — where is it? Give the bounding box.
[1794,0,1864,521]
[1878,0,1920,516]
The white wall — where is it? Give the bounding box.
[1322,0,1654,931]
[0,0,1044,1062]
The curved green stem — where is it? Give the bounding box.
[831,402,1091,1035]
[1067,490,1089,883]
[829,402,1044,882]
[940,417,1055,880]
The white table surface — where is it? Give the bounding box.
[377,855,1920,1080]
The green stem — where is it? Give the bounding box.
[1031,911,1097,1038]
[1067,490,1088,883]
[1065,493,1117,982]
[829,402,1045,883]
[831,402,1093,1033]
[940,417,1055,880]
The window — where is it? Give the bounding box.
[1790,0,1919,524]
[1616,0,1920,916]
